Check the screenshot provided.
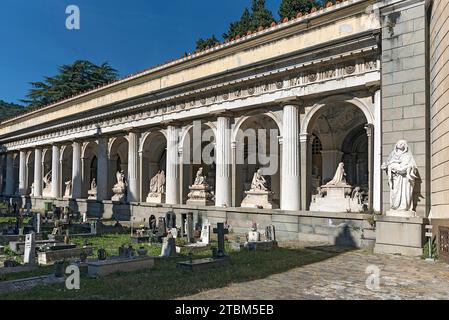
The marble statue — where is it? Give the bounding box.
[64,180,72,199]
[325,162,349,186]
[42,171,52,197]
[112,170,127,202]
[30,182,34,197]
[187,167,213,206]
[146,170,166,204]
[88,178,97,200]
[250,169,268,191]
[310,163,364,213]
[241,169,278,209]
[381,140,418,217]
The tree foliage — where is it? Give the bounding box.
[22,60,118,108]
[196,35,220,51]
[0,100,24,120]
[279,0,318,19]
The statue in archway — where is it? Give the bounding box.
[382,140,419,216]
[147,170,166,204]
[187,167,213,206]
[88,178,97,199]
[250,169,268,191]
[64,180,72,199]
[325,162,348,187]
[193,167,207,186]
[42,171,52,197]
[112,170,127,202]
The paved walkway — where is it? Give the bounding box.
[182,249,449,300]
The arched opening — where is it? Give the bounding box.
[108,137,128,199]
[61,145,73,198]
[82,142,98,199]
[234,115,281,207]
[141,131,167,202]
[306,101,370,209]
[181,123,216,204]
[26,151,34,196]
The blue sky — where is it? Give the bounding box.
[0,0,283,104]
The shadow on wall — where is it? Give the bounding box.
[335,224,358,248]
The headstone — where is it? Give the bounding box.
[97,248,107,261]
[35,213,41,234]
[248,230,261,242]
[170,228,178,239]
[149,215,157,232]
[156,217,166,238]
[229,241,241,252]
[90,221,97,235]
[186,214,194,243]
[200,222,211,245]
[23,233,36,265]
[265,225,276,241]
[82,212,87,223]
[160,236,176,257]
[213,223,228,258]
[165,211,176,229]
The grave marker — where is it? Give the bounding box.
[23,233,36,265]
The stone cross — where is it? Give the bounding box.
[213,223,228,258]
[24,233,36,265]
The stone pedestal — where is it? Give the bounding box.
[241,190,278,209]
[146,193,165,204]
[88,190,97,200]
[111,186,126,203]
[374,215,427,256]
[386,210,416,218]
[187,185,214,206]
[310,185,363,213]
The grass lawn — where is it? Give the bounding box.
[0,234,345,300]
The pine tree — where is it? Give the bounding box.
[250,0,274,30]
[22,60,118,108]
[279,0,318,19]
[196,35,219,51]
[0,100,24,120]
[223,8,253,40]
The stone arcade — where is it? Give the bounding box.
[0,0,448,258]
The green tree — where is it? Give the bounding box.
[223,8,253,39]
[0,100,24,120]
[250,0,274,30]
[196,35,219,51]
[22,60,118,108]
[279,0,318,19]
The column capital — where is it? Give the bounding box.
[275,96,304,107]
[365,81,381,94]
[210,109,233,119]
[365,123,374,137]
[299,133,309,143]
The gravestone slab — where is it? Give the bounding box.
[177,257,230,271]
[9,240,59,254]
[23,233,36,265]
[160,237,176,257]
[87,257,155,278]
[0,275,66,295]
[38,246,93,265]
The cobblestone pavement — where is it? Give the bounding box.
[182,248,449,300]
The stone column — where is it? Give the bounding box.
[215,116,232,207]
[365,124,374,211]
[71,141,82,199]
[373,89,382,212]
[231,142,237,207]
[33,149,43,197]
[51,145,61,198]
[18,150,27,196]
[0,154,5,195]
[281,105,300,211]
[300,134,309,211]
[127,131,140,203]
[97,138,109,201]
[5,153,14,196]
[166,125,179,205]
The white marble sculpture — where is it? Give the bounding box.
[42,171,52,197]
[29,182,34,197]
[63,180,72,199]
[112,170,127,202]
[187,167,214,206]
[310,163,364,213]
[381,140,418,217]
[241,169,278,209]
[146,170,166,203]
[88,178,97,200]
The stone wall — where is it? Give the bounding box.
[381,0,429,216]
[430,0,449,219]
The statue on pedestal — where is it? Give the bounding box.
[88,178,97,200]
[30,182,35,197]
[310,163,364,213]
[241,169,278,209]
[64,180,72,199]
[42,171,52,197]
[146,170,166,204]
[112,170,127,202]
[187,167,214,206]
[381,140,419,217]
